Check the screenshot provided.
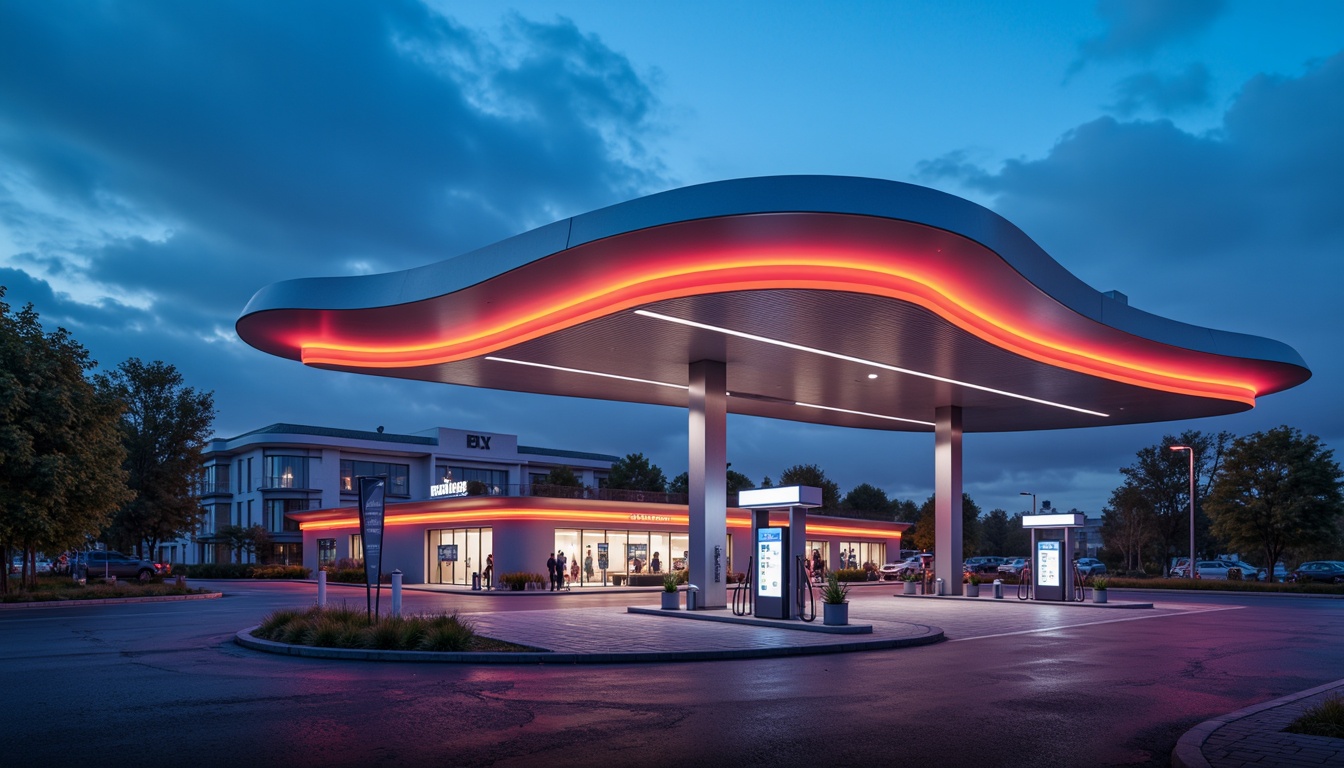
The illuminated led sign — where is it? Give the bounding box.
[738,485,824,509]
[1021,513,1086,528]
[430,480,468,498]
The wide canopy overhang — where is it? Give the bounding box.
[237,176,1309,432]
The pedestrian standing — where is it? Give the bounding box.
[547,552,557,591]
[557,550,568,591]
[482,554,494,590]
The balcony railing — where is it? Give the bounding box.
[196,481,232,496]
[425,482,744,507]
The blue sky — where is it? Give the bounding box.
[1,1,1341,517]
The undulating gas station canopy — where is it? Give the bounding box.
[237,175,1309,432]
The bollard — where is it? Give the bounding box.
[686,584,700,611]
[472,572,481,591]
[317,569,327,607]
[993,578,1003,599]
[936,577,945,596]
[391,569,403,617]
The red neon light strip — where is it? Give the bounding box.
[295,249,1264,404]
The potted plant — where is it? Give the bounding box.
[901,572,918,595]
[822,572,850,625]
[965,573,981,597]
[1091,576,1109,604]
[661,572,680,610]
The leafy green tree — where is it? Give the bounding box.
[1113,430,1230,574]
[891,498,921,523]
[667,465,756,499]
[980,508,1011,555]
[842,483,891,520]
[778,464,840,511]
[605,453,667,492]
[218,524,271,563]
[1101,484,1154,573]
[909,494,982,554]
[543,466,581,487]
[103,359,215,559]
[0,290,131,592]
[1205,426,1344,572]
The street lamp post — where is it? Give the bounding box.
[1020,491,1036,517]
[1170,445,1195,578]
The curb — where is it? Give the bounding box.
[1171,677,1344,768]
[0,591,223,609]
[233,622,944,664]
[893,593,1154,609]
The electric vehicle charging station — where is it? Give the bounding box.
[738,485,823,620]
[1022,512,1085,602]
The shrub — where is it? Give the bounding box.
[419,614,476,652]
[250,564,311,579]
[834,568,869,582]
[499,571,545,591]
[1286,694,1344,739]
[822,572,850,604]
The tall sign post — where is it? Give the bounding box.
[358,475,387,621]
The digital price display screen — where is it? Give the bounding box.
[1037,540,1061,587]
[757,527,783,598]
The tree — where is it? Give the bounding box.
[1113,430,1230,574]
[103,359,215,559]
[909,494,981,554]
[667,465,756,499]
[543,466,581,487]
[0,290,131,592]
[1101,484,1154,573]
[778,464,840,511]
[1205,426,1344,573]
[980,508,1011,555]
[842,483,891,520]
[891,498,920,523]
[218,524,270,563]
[605,453,667,492]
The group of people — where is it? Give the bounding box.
[546,551,573,591]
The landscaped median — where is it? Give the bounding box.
[1,575,218,605]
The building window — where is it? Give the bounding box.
[437,465,508,493]
[318,538,336,568]
[351,534,363,562]
[341,460,410,497]
[263,456,309,489]
[200,464,230,494]
[265,499,309,532]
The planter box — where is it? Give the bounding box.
[823,602,849,626]
[1093,589,1108,604]
[902,581,917,595]
[661,591,680,610]
[965,583,980,597]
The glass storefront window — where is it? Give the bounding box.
[426,527,493,586]
[318,538,336,568]
[670,533,689,572]
[648,532,670,574]
[838,541,885,573]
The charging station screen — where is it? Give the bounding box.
[757,528,783,598]
[1037,540,1061,587]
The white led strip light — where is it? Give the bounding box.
[487,357,936,425]
[634,309,1110,417]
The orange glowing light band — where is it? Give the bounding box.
[295,240,1265,405]
[298,505,903,539]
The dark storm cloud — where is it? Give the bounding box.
[1109,63,1213,115]
[918,50,1344,507]
[0,0,662,297]
[1075,0,1225,65]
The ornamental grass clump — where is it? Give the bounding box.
[822,572,850,605]
[252,605,491,652]
[1286,694,1344,739]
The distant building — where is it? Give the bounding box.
[178,423,616,566]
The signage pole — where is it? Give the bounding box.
[358,475,387,622]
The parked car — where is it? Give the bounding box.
[75,551,165,582]
[1290,561,1344,584]
[963,556,1005,574]
[1170,560,1235,579]
[1074,557,1107,576]
[1217,558,1266,581]
[997,558,1029,576]
[884,553,934,579]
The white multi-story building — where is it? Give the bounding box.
[178,423,616,566]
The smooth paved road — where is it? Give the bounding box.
[2,582,1340,767]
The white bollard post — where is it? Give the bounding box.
[317,569,327,607]
[391,569,403,617]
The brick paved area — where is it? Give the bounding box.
[1173,678,1344,768]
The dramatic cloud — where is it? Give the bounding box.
[1075,0,1225,65]
[0,1,667,440]
[1109,63,1213,115]
[920,50,1344,493]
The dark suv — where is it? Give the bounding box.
[77,551,164,582]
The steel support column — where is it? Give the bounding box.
[688,360,728,609]
[935,405,964,596]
